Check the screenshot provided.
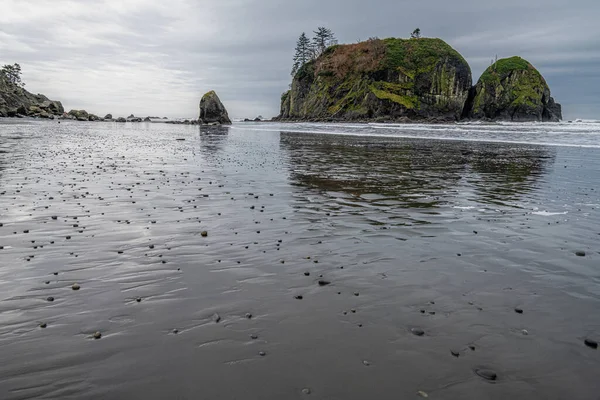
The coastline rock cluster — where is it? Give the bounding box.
[277,37,562,122]
[0,74,64,118]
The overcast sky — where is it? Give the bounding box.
[1,0,598,119]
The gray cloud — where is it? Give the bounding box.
[1,0,598,119]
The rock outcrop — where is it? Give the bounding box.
[199,91,231,125]
[0,74,64,118]
[68,109,89,121]
[463,56,562,122]
[278,38,473,122]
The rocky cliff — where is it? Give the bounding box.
[0,74,64,118]
[462,56,562,122]
[278,38,473,122]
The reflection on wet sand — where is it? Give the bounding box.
[280,131,555,210]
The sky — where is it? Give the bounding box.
[1,0,598,120]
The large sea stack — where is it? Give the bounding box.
[463,56,562,122]
[278,38,473,122]
[0,74,64,118]
[199,91,231,125]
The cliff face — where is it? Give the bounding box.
[278,38,472,122]
[463,56,562,122]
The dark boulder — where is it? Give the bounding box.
[199,90,231,125]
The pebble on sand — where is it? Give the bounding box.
[295,295,303,300]
[212,313,221,323]
[259,351,266,356]
[46,296,54,302]
[575,251,586,257]
[72,283,80,290]
[584,338,598,349]
[450,349,460,357]
[301,388,311,395]
[40,323,47,328]
[362,360,370,366]
[515,307,524,314]
[201,231,208,237]
[93,331,102,339]
[475,368,497,381]
[318,280,331,286]
[245,313,253,319]
[411,328,425,336]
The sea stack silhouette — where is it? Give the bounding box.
[199,90,231,125]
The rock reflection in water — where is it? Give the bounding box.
[280,131,554,209]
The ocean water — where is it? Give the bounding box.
[0,119,599,399]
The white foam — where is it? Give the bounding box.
[532,211,569,216]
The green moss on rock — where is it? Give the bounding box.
[466,56,561,122]
[278,37,472,121]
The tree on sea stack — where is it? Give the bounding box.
[312,27,337,58]
[199,90,231,125]
[1,63,25,88]
[292,32,313,76]
[411,28,421,39]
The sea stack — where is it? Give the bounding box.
[463,56,562,122]
[278,37,473,122]
[199,90,231,125]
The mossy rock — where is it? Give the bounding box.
[464,56,561,122]
[279,37,472,121]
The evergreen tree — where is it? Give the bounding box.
[0,63,24,88]
[291,32,312,76]
[312,27,337,58]
[410,28,421,39]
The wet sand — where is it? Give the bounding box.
[0,120,599,399]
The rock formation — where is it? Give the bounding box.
[0,74,64,118]
[278,38,473,122]
[462,56,562,122]
[199,91,231,125]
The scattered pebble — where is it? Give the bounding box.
[212,313,221,323]
[514,307,524,314]
[72,283,80,291]
[450,349,460,357]
[575,251,586,257]
[93,331,102,340]
[584,338,598,349]
[475,368,497,381]
[411,328,425,336]
[318,280,331,286]
[46,296,54,302]
[417,391,429,398]
[245,313,253,319]
[259,351,266,357]
[295,295,303,300]
[40,323,47,328]
[301,388,311,395]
